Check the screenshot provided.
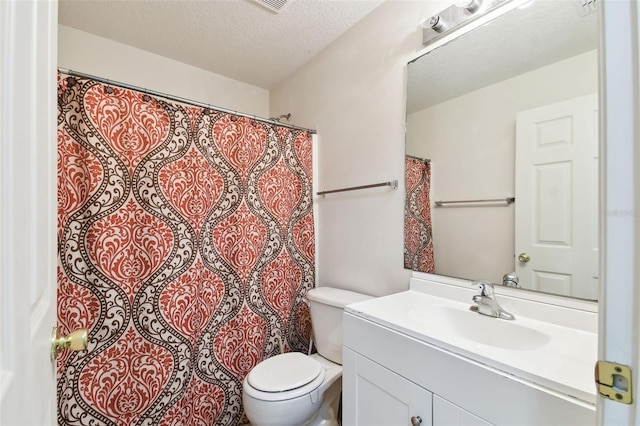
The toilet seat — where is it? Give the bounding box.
[245,352,326,402]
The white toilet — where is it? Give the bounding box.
[242,287,372,426]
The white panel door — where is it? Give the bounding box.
[0,0,58,425]
[515,94,599,299]
[351,353,432,426]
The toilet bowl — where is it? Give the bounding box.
[243,352,342,426]
[242,287,372,426]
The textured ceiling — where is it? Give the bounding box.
[58,0,384,90]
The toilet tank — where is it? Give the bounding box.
[306,287,373,364]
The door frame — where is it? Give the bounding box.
[597,1,640,423]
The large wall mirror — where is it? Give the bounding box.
[405,0,599,300]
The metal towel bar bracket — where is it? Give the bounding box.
[317,180,398,196]
[435,197,515,206]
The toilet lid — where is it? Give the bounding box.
[247,352,322,392]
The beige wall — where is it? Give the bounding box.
[58,2,597,296]
[407,50,598,283]
[58,25,269,117]
[270,1,454,296]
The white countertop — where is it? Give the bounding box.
[345,286,597,405]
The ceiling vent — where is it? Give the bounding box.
[575,0,597,16]
[252,0,293,14]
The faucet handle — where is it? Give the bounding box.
[471,280,494,297]
[503,272,519,288]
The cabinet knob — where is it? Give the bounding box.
[410,416,423,426]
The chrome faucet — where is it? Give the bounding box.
[470,281,515,320]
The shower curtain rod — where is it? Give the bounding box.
[406,154,431,162]
[58,68,317,135]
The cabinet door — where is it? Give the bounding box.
[433,395,492,426]
[349,352,432,426]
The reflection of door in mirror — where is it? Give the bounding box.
[515,94,599,300]
[404,0,599,300]
[406,52,598,289]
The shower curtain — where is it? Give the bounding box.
[56,74,315,425]
[404,156,435,273]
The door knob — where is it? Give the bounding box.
[51,327,88,361]
[410,416,423,426]
[518,253,531,263]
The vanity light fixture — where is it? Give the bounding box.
[422,15,447,33]
[421,0,508,46]
[456,0,483,13]
[517,0,536,9]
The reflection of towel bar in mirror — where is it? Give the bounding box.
[317,180,398,196]
[434,197,515,207]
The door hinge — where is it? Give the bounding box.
[595,361,633,404]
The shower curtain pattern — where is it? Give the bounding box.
[404,157,435,272]
[56,75,315,425]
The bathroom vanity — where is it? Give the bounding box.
[342,274,597,426]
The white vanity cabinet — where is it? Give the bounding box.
[342,309,595,426]
[343,346,492,426]
[344,347,433,426]
[432,395,491,426]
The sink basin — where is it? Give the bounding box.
[408,305,551,351]
[345,286,598,405]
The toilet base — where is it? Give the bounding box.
[305,377,341,426]
[243,355,342,426]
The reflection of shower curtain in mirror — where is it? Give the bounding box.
[404,157,435,272]
[56,74,315,425]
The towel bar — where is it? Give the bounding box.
[317,180,398,196]
[435,197,515,206]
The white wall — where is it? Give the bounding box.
[57,3,598,297]
[270,1,454,296]
[58,25,269,117]
[406,50,598,283]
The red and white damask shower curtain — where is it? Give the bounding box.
[404,156,435,273]
[56,74,315,425]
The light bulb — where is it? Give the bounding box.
[455,0,482,13]
[421,15,447,33]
